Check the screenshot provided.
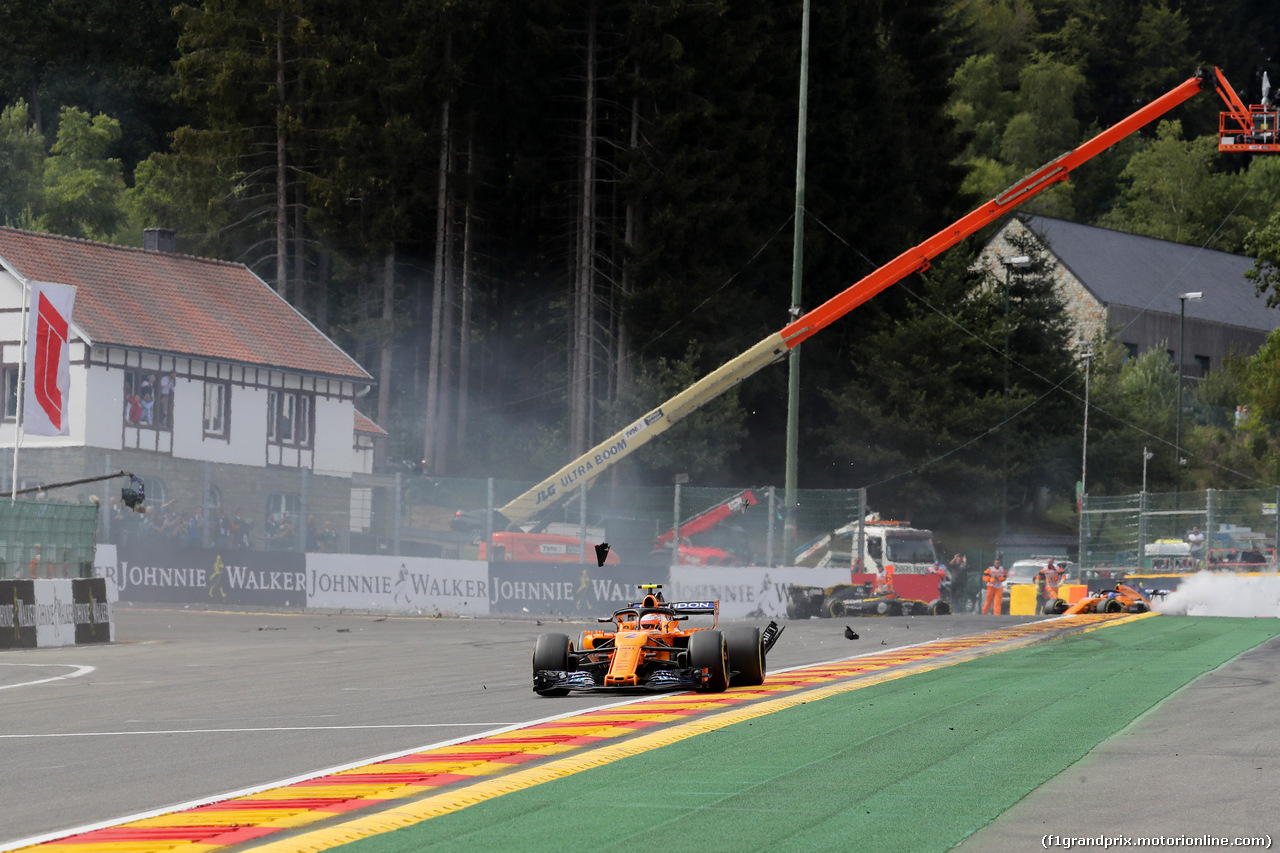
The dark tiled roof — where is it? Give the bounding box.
[1023,215,1280,332]
[0,228,371,381]
[354,410,387,435]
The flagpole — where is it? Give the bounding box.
[11,276,28,503]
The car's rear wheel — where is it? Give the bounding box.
[533,633,572,696]
[689,630,729,692]
[826,598,847,618]
[725,626,765,687]
[929,598,952,616]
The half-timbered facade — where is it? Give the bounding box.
[0,227,376,549]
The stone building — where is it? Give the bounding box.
[980,215,1280,374]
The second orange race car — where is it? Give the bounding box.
[1044,583,1167,616]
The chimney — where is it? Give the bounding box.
[143,228,177,253]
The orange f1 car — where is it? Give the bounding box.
[1044,583,1166,616]
[532,584,783,696]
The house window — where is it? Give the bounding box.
[3,366,17,419]
[1122,343,1139,362]
[203,382,229,438]
[1194,355,1211,376]
[267,389,313,447]
[123,369,172,429]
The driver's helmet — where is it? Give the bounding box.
[639,612,663,630]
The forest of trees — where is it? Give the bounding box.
[2,0,1280,532]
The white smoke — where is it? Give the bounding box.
[1153,571,1280,617]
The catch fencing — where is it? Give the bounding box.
[0,500,99,580]
[1079,487,1280,570]
[351,473,867,566]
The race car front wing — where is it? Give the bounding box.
[534,667,709,693]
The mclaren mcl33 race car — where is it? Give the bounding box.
[786,582,952,619]
[532,584,784,696]
[1043,583,1167,616]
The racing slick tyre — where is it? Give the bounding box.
[532,633,573,696]
[1043,598,1067,615]
[1100,598,1123,613]
[826,598,847,618]
[688,630,729,693]
[929,598,952,616]
[725,626,765,687]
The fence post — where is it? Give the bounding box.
[1205,488,1216,566]
[485,477,494,558]
[766,486,777,568]
[393,472,402,556]
[298,468,309,552]
[203,461,213,548]
[856,488,867,572]
[671,482,682,568]
[101,453,112,544]
[1137,489,1147,570]
[579,484,588,564]
[1077,492,1088,574]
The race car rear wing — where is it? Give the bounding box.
[668,600,719,616]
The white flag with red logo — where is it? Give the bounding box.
[24,281,76,436]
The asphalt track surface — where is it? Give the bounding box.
[2,606,1277,852]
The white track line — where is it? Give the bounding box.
[0,723,507,739]
[0,630,1012,852]
[0,663,94,691]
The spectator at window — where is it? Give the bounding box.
[159,370,175,427]
[125,390,142,424]
[140,389,154,424]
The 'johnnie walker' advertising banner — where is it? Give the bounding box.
[106,544,306,607]
[486,562,665,616]
[305,554,488,614]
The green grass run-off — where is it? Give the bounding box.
[332,616,1280,853]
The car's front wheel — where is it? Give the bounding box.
[688,630,729,692]
[532,633,572,696]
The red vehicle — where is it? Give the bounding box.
[654,489,758,565]
[477,530,620,564]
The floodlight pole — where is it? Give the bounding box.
[1000,255,1032,536]
[1175,292,1203,503]
[782,0,811,567]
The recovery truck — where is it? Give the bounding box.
[468,67,1276,557]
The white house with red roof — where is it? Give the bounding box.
[0,227,382,549]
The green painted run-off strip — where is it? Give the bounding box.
[332,616,1280,853]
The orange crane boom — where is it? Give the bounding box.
[498,66,1267,529]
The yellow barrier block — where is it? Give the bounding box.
[1060,584,1087,604]
[1009,584,1038,615]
